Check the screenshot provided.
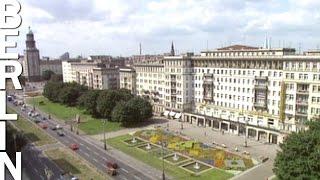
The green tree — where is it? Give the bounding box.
[49,74,63,82]
[58,82,88,106]
[111,96,153,127]
[42,70,55,81]
[43,81,64,102]
[6,125,27,160]
[78,90,100,116]
[273,120,320,179]
[96,90,124,119]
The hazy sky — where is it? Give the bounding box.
[17,0,320,58]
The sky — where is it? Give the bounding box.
[16,0,320,58]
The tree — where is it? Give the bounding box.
[6,125,27,160]
[43,81,64,102]
[96,90,123,119]
[273,120,320,179]
[42,70,55,81]
[18,76,26,86]
[111,96,153,127]
[50,74,63,82]
[78,90,100,116]
[58,82,88,106]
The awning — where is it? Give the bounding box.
[174,113,181,119]
[169,111,176,117]
[163,110,169,116]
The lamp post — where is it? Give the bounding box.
[244,117,248,147]
[161,132,165,180]
[103,119,107,150]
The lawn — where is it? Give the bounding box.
[8,108,56,146]
[45,148,106,180]
[107,134,233,180]
[27,96,122,135]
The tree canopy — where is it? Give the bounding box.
[273,119,320,179]
[42,70,55,81]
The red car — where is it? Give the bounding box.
[39,123,48,129]
[70,143,79,150]
[106,161,118,169]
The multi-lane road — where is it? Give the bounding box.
[9,100,158,180]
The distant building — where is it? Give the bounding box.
[62,59,119,90]
[60,52,70,60]
[23,27,41,81]
[20,27,62,81]
[119,67,136,94]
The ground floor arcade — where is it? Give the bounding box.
[182,113,282,144]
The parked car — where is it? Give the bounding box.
[7,96,13,102]
[57,130,65,136]
[70,143,79,151]
[34,119,41,124]
[51,126,57,131]
[28,112,32,117]
[70,176,79,180]
[106,161,118,169]
[42,117,47,121]
[106,167,117,176]
[39,123,48,129]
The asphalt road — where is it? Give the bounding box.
[9,101,156,180]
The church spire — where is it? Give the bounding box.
[170,41,175,56]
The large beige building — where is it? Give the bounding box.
[120,45,320,144]
[62,59,119,90]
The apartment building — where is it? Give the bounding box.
[134,60,166,115]
[127,45,320,144]
[119,67,136,94]
[62,59,119,90]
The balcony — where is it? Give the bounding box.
[255,76,268,80]
[254,84,267,90]
[296,90,309,95]
[254,102,267,108]
[296,100,308,106]
[295,112,308,117]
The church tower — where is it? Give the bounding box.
[170,41,175,56]
[23,27,41,81]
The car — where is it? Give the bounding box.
[7,96,13,102]
[56,124,62,130]
[50,126,57,131]
[106,161,118,169]
[57,130,65,136]
[39,123,48,129]
[70,176,79,180]
[28,112,32,117]
[70,143,79,151]
[42,117,47,121]
[106,167,117,176]
[34,119,41,124]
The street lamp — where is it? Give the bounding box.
[161,132,165,180]
[244,117,249,147]
[103,119,107,150]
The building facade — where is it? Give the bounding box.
[127,45,320,144]
[119,67,136,94]
[62,59,119,90]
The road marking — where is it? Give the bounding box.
[93,158,98,163]
[84,152,90,157]
[94,151,99,156]
[80,143,84,146]
[121,168,129,173]
[133,175,142,180]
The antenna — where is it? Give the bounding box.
[298,42,302,54]
[206,40,208,51]
[139,43,142,55]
